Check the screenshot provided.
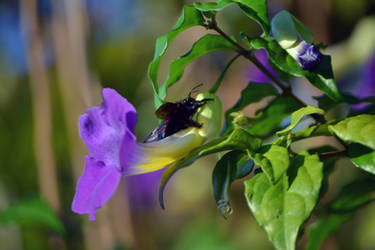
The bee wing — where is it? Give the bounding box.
[155,102,178,119]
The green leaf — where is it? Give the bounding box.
[148,6,205,107]
[251,145,289,183]
[313,94,338,111]
[330,114,375,150]
[0,197,65,234]
[159,128,261,208]
[212,150,254,218]
[273,122,333,147]
[243,36,342,102]
[223,82,278,135]
[209,54,240,94]
[244,36,303,76]
[305,214,351,250]
[277,106,324,135]
[292,123,332,141]
[244,152,323,250]
[328,178,375,212]
[349,143,375,175]
[194,0,233,12]
[262,145,289,182]
[314,94,375,111]
[247,96,302,137]
[304,55,342,102]
[158,34,237,106]
[194,0,270,34]
[201,128,262,155]
[306,179,375,250]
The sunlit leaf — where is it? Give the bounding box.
[148,6,205,107]
[158,34,237,107]
[194,0,270,34]
[251,145,289,183]
[330,114,375,150]
[245,152,323,250]
[212,150,253,218]
[277,106,324,135]
[223,82,278,136]
[0,197,65,234]
[348,143,375,175]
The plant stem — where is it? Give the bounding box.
[319,150,348,159]
[206,18,326,123]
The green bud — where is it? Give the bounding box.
[196,92,223,139]
[271,10,314,49]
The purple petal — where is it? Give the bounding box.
[79,107,121,165]
[296,41,322,71]
[79,88,138,166]
[119,129,144,175]
[101,88,137,133]
[72,156,122,221]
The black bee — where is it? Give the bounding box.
[144,84,213,143]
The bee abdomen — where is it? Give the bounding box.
[143,120,169,143]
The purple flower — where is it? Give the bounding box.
[72,88,142,220]
[351,52,375,111]
[287,41,322,71]
[72,89,222,220]
[355,51,375,98]
[271,10,322,71]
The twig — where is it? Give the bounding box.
[319,150,348,159]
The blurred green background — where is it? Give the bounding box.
[0,0,375,249]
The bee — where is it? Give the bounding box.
[144,84,213,143]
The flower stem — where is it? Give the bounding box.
[206,18,326,123]
[319,149,348,159]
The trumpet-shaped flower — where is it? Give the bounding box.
[271,10,322,70]
[72,88,222,220]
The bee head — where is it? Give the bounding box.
[181,84,213,114]
[182,97,213,112]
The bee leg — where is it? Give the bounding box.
[187,119,202,128]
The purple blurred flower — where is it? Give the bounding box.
[72,88,141,220]
[351,52,375,111]
[126,169,164,209]
[247,49,278,83]
[355,51,375,98]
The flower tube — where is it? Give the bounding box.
[72,88,222,220]
[271,10,322,71]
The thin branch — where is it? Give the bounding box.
[319,150,348,160]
